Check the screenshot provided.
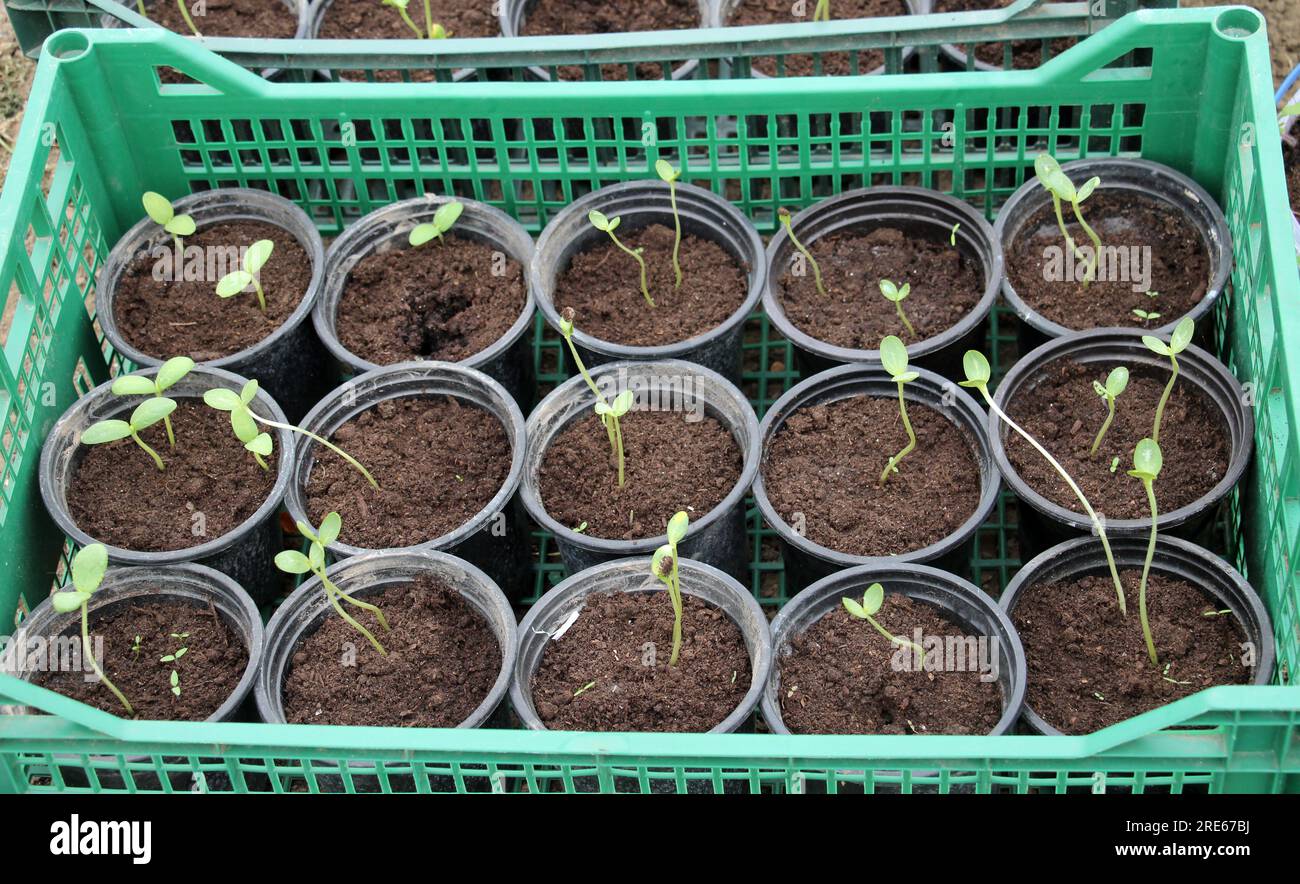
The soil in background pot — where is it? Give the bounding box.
[1005,359,1229,519]
[931,0,1076,69]
[1286,141,1300,217]
[778,596,1003,734]
[555,225,748,346]
[318,0,497,82]
[726,0,909,77]
[1005,192,1210,331]
[114,220,311,361]
[520,0,699,81]
[530,591,750,731]
[142,0,297,38]
[305,396,511,549]
[67,401,279,552]
[538,409,743,540]
[282,577,501,727]
[777,226,984,350]
[1013,569,1253,733]
[763,395,981,556]
[34,598,248,721]
[335,238,526,365]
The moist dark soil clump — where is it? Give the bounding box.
[555,224,748,346]
[762,395,981,556]
[335,238,526,365]
[1013,569,1253,733]
[114,220,311,360]
[35,599,248,721]
[143,0,297,37]
[726,0,909,76]
[305,396,511,549]
[539,409,742,540]
[932,0,1076,68]
[1005,359,1230,519]
[1006,191,1210,330]
[282,578,501,727]
[777,596,1003,734]
[1285,141,1300,217]
[521,0,701,80]
[67,401,279,552]
[530,591,750,732]
[777,226,984,349]
[318,0,497,82]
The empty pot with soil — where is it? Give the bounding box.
[96,187,327,422]
[531,180,765,384]
[764,185,1001,378]
[760,562,1025,737]
[1000,534,1274,735]
[39,366,295,605]
[313,196,535,405]
[520,359,759,580]
[995,157,1232,349]
[754,362,1000,593]
[930,0,1077,72]
[990,328,1253,555]
[284,361,530,601]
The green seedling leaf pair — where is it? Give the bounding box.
[1034,154,1102,286]
[111,356,194,448]
[50,545,134,714]
[215,239,274,313]
[1127,437,1163,668]
[655,160,684,289]
[778,207,826,297]
[1089,365,1129,456]
[276,513,392,656]
[381,0,447,39]
[651,511,690,666]
[559,307,635,488]
[878,336,920,485]
[588,211,655,308]
[1141,315,1194,444]
[841,583,925,667]
[879,279,916,338]
[409,201,465,247]
[81,397,177,472]
[142,191,196,255]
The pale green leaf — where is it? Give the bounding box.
[409,223,437,247]
[1076,176,1100,202]
[130,397,177,430]
[878,279,899,301]
[243,239,274,274]
[862,582,885,616]
[1169,316,1195,354]
[216,270,253,298]
[308,541,325,571]
[666,510,689,545]
[240,380,259,405]
[1131,437,1163,479]
[650,544,674,582]
[655,159,679,182]
[165,215,196,237]
[111,375,159,397]
[609,389,634,417]
[155,357,195,391]
[245,433,273,456]
[880,335,908,378]
[51,591,90,614]
[71,544,108,594]
[896,371,920,383]
[587,210,612,232]
[274,550,312,574]
[841,597,867,619]
[1142,334,1172,357]
[319,512,342,547]
[231,406,258,444]
[593,401,611,416]
[296,520,319,543]
[142,192,174,226]
[433,201,464,233]
[961,350,991,387]
[203,388,243,412]
[80,420,134,445]
[1105,366,1130,397]
[1033,153,1061,186]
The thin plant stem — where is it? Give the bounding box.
[176,0,202,37]
[319,572,386,656]
[667,559,682,665]
[783,219,826,296]
[253,415,379,490]
[1051,194,1079,259]
[668,181,682,288]
[613,414,626,488]
[561,332,609,406]
[396,6,423,37]
[323,572,391,633]
[136,0,146,15]
[1090,396,1115,456]
[560,330,623,479]
[865,613,924,670]
[813,0,830,21]
[895,300,916,338]
[423,0,433,39]
[1152,354,1178,443]
[1071,200,1101,285]
[879,380,916,485]
[253,452,269,471]
[83,606,133,714]
[251,277,267,313]
[132,431,165,471]
[163,413,176,448]
[1138,480,1159,666]
[607,233,653,307]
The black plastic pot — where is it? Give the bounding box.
[754,362,1000,593]
[313,196,537,407]
[1000,534,1276,736]
[994,158,1233,352]
[763,185,1001,379]
[991,328,1254,557]
[39,365,295,606]
[96,187,328,422]
[520,359,760,581]
[531,180,765,384]
[284,361,531,602]
[500,0,709,82]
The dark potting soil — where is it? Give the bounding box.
[1005,359,1230,520]
[318,0,497,83]
[335,238,526,365]
[114,220,311,361]
[762,395,981,556]
[777,226,984,350]
[520,0,700,81]
[778,596,1003,735]
[1006,191,1211,331]
[554,225,748,346]
[931,0,1076,69]
[726,0,909,77]
[34,599,248,721]
[281,578,501,727]
[67,401,279,552]
[530,591,750,732]
[142,0,297,38]
[538,409,743,540]
[305,396,511,549]
[1013,569,1253,734]
[1286,141,1300,218]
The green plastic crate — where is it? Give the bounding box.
[1,9,1299,794]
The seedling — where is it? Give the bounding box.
[1279,102,1300,133]
[169,670,181,697]
[573,680,597,698]
[1160,663,1190,686]
[950,223,960,247]
[879,279,916,338]
[841,583,925,668]
[878,335,920,485]
[588,210,654,308]
[422,0,449,39]
[573,521,588,534]
[962,350,1128,614]
[110,357,193,448]
[1089,365,1130,456]
[215,239,274,313]
[131,635,141,654]
[1142,315,1194,444]
[651,511,689,666]
[141,191,196,255]
[1127,438,1163,667]
[655,160,684,288]
[204,379,379,487]
[1202,608,1232,618]
[1110,456,1120,473]
[49,545,133,714]
[382,0,424,38]
[1034,154,1102,285]
[409,201,465,248]
[80,397,178,472]
[275,512,391,656]
[558,307,634,487]
[812,0,830,21]
[171,0,201,36]
[778,207,825,296]
[1132,308,1161,323]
